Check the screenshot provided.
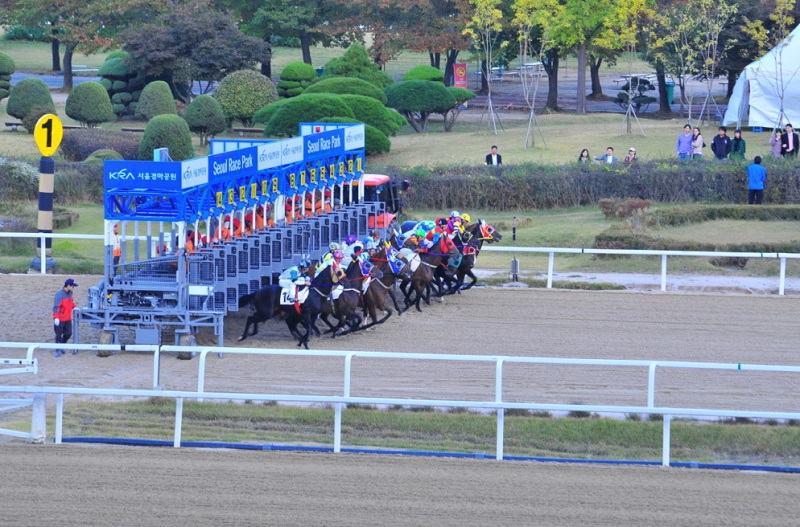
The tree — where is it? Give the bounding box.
[136,81,177,121]
[693,0,738,124]
[276,62,318,98]
[139,114,195,161]
[213,69,279,127]
[0,52,15,104]
[65,81,114,127]
[122,0,267,102]
[321,43,395,88]
[463,0,504,132]
[262,94,355,137]
[6,77,55,121]
[184,94,227,146]
[385,80,456,132]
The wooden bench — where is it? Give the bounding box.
[121,127,146,133]
[231,127,264,136]
[6,122,80,131]
[4,122,23,131]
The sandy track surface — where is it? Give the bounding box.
[2,273,800,526]
[2,273,800,412]
[1,443,798,527]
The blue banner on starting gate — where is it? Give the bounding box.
[208,147,257,181]
[104,160,182,190]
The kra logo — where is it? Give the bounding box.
[282,144,290,157]
[259,150,268,163]
[183,169,192,181]
[109,168,134,180]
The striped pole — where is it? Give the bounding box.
[37,155,55,263]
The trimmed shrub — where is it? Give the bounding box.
[213,69,278,127]
[263,94,355,137]
[6,77,55,120]
[111,80,128,91]
[111,92,133,105]
[404,65,444,83]
[98,57,130,78]
[135,80,177,120]
[303,76,388,104]
[0,51,14,102]
[85,149,124,163]
[321,43,394,89]
[139,114,195,161]
[277,62,317,98]
[184,94,227,146]
[60,129,142,161]
[65,81,114,127]
[385,80,455,132]
[317,117,391,154]
[99,78,113,91]
[105,50,129,61]
[338,94,403,136]
[0,160,39,200]
[252,98,291,128]
[21,106,54,134]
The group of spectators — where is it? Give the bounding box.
[577,146,638,164]
[675,123,798,161]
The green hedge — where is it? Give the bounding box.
[389,160,800,210]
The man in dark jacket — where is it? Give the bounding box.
[781,123,798,157]
[711,126,731,160]
[485,145,502,166]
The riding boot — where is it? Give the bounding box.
[294,301,301,314]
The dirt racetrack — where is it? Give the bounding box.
[2,273,800,525]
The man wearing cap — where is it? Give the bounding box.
[52,278,78,356]
[624,148,638,163]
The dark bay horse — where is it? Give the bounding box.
[398,234,459,312]
[454,220,503,291]
[295,262,349,348]
[319,258,365,337]
[237,285,305,342]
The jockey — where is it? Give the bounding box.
[279,258,312,303]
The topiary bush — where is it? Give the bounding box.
[184,94,227,146]
[302,76,388,104]
[0,51,15,103]
[65,81,115,128]
[213,69,278,127]
[85,149,124,163]
[337,94,403,137]
[6,77,55,121]
[262,93,355,137]
[252,98,291,130]
[21,106,55,134]
[139,114,195,161]
[135,80,177,120]
[403,65,445,83]
[277,62,317,98]
[317,117,390,155]
[105,50,129,61]
[59,129,143,161]
[321,43,394,89]
[385,80,455,133]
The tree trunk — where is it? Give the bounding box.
[443,49,459,87]
[727,70,736,98]
[260,36,273,78]
[655,62,673,115]
[544,50,560,111]
[51,33,61,72]
[588,56,603,99]
[429,52,440,69]
[61,43,76,92]
[478,60,489,95]
[575,42,588,114]
[300,31,312,65]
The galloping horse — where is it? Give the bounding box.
[454,220,503,291]
[398,234,460,312]
[319,258,365,337]
[295,262,349,348]
[237,285,307,342]
[360,245,413,329]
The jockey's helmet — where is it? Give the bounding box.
[344,234,357,245]
[329,242,340,251]
[298,258,311,269]
[333,250,344,260]
[449,210,461,219]
[461,213,471,223]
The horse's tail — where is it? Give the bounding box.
[238,292,255,309]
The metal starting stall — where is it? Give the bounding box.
[74,123,368,349]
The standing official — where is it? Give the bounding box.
[52,278,78,356]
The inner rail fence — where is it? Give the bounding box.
[2,342,800,466]
[3,232,799,295]
[482,246,800,295]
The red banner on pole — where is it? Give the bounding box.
[454,63,467,89]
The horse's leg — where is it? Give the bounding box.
[462,268,478,290]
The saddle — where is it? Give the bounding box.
[397,248,420,272]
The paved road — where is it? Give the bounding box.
[10,72,100,89]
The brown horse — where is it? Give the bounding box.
[360,245,413,329]
[398,234,460,312]
[318,258,365,337]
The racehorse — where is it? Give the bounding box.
[294,261,349,348]
[237,285,307,342]
[398,234,460,312]
[360,245,413,330]
[319,258,365,337]
[453,220,503,291]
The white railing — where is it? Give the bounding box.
[3,342,800,466]
[482,246,800,295]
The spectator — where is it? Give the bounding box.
[692,127,704,159]
[52,278,78,356]
[769,131,783,159]
[747,156,766,205]
[730,129,746,160]
[578,149,591,164]
[485,145,502,166]
[624,147,637,163]
[112,223,121,267]
[711,126,731,160]
[595,147,618,164]
[781,123,798,157]
[676,124,693,159]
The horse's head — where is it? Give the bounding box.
[438,235,460,257]
[476,220,502,244]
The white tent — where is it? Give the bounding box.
[723,25,800,128]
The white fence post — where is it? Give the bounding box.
[662,415,672,466]
[174,397,183,448]
[779,257,787,296]
[547,252,555,288]
[55,393,64,444]
[661,254,668,291]
[31,393,46,444]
